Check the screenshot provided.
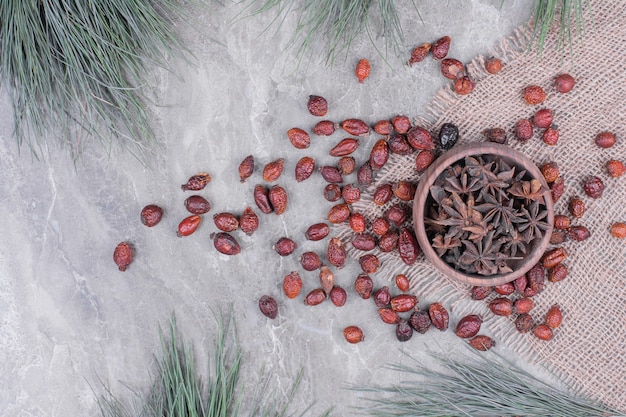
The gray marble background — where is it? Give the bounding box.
[0,1,537,415]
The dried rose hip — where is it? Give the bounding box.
[307,95,328,117]
[514,297,535,315]
[390,294,418,312]
[568,197,585,218]
[359,254,380,274]
[239,207,259,236]
[409,43,431,66]
[319,265,335,296]
[431,36,451,60]
[113,242,133,271]
[330,138,360,157]
[409,309,431,334]
[373,184,393,206]
[533,109,553,128]
[594,131,616,148]
[513,276,527,294]
[268,185,288,215]
[141,204,163,227]
[515,118,534,142]
[454,75,475,95]
[369,139,389,170]
[305,223,330,241]
[515,314,534,333]
[415,150,435,172]
[553,214,571,229]
[352,233,377,251]
[327,237,347,268]
[323,184,342,202]
[406,126,434,150]
[567,225,590,241]
[542,126,560,146]
[337,156,356,175]
[371,217,390,236]
[385,206,408,228]
[438,123,459,150]
[606,160,626,177]
[525,263,546,297]
[342,119,370,137]
[489,297,513,316]
[238,155,254,183]
[357,162,374,186]
[483,127,506,144]
[395,274,410,292]
[327,203,351,224]
[258,295,278,319]
[320,166,343,183]
[455,315,482,339]
[582,176,604,199]
[283,271,303,299]
[181,172,211,191]
[304,289,326,306]
[342,184,361,204]
[542,247,567,269]
[253,184,272,214]
[554,73,575,93]
[440,58,465,79]
[374,119,393,136]
[611,222,626,238]
[396,319,413,342]
[550,230,567,244]
[274,237,297,256]
[355,59,371,83]
[471,286,491,300]
[429,303,449,331]
[213,232,241,255]
[295,156,315,182]
[379,308,401,324]
[263,159,285,182]
[540,162,560,183]
[344,326,364,343]
[523,85,546,105]
[378,230,399,252]
[392,181,416,201]
[388,134,413,155]
[548,263,568,283]
[330,286,347,307]
[545,304,563,329]
[213,212,239,232]
[398,227,420,265]
[485,57,502,74]
[313,120,337,136]
[349,213,367,233]
[373,286,391,308]
[177,215,201,237]
[184,195,211,215]
[300,251,322,271]
[287,127,310,149]
[391,115,412,133]
[493,282,514,296]
[354,274,374,299]
[550,176,565,202]
[468,335,496,351]
[534,323,553,341]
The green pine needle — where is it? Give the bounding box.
[528,0,590,54]
[353,351,624,417]
[0,0,189,160]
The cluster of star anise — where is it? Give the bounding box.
[424,155,550,276]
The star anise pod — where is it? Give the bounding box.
[431,234,462,256]
[509,179,546,205]
[474,193,521,234]
[478,165,515,202]
[434,193,484,239]
[518,201,550,241]
[499,228,528,258]
[458,231,502,275]
[442,172,482,195]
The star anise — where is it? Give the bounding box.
[431,234,462,256]
[518,201,550,241]
[458,231,502,275]
[499,228,529,258]
[433,193,484,239]
[442,171,482,195]
[477,165,515,202]
[474,193,521,234]
[509,179,546,205]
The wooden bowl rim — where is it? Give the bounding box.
[412,142,554,286]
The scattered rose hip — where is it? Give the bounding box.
[554,73,575,93]
[523,85,547,105]
[141,204,163,227]
[408,43,431,66]
[113,242,133,271]
[344,326,364,343]
[610,222,626,238]
[307,95,328,117]
[355,59,370,83]
[181,172,211,191]
[259,295,278,319]
[595,131,616,148]
[431,36,451,60]
[484,57,502,74]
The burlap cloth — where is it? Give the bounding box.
[338,2,626,411]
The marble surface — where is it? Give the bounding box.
[0,1,536,415]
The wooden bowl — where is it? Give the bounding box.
[412,143,554,286]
